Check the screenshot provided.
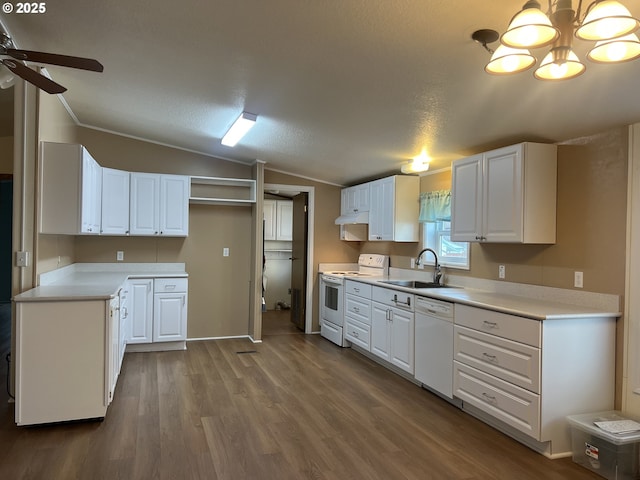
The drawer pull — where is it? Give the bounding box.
[353,307,360,313]
[482,320,498,329]
[354,287,360,293]
[165,285,177,290]
[352,331,359,338]
[482,353,498,362]
[481,392,497,404]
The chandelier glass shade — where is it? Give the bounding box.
[481,0,640,80]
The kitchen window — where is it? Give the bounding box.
[422,221,470,269]
[419,190,469,269]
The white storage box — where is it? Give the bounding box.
[567,411,640,480]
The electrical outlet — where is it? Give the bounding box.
[574,271,584,288]
[223,247,230,257]
[499,264,506,279]
[116,251,124,262]
[410,258,416,269]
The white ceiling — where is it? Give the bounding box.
[2,0,640,185]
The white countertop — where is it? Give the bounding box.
[14,263,188,302]
[346,276,621,321]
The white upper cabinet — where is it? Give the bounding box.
[130,173,189,237]
[264,199,292,241]
[40,142,102,235]
[451,142,557,244]
[368,175,420,242]
[341,183,370,215]
[159,174,190,237]
[101,168,130,235]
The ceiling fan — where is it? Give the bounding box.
[0,32,103,94]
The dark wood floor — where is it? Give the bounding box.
[0,306,601,479]
[262,309,302,336]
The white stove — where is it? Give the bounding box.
[319,254,389,346]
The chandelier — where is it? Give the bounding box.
[473,0,640,80]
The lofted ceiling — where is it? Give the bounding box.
[2,0,640,186]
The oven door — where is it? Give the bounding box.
[320,275,343,327]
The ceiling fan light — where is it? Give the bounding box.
[588,33,640,62]
[534,48,586,80]
[576,0,640,41]
[501,1,559,48]
[0,65,15,89]
[221,111,257,147]
[485,45,536,74]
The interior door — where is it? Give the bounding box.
[290,193,308,331]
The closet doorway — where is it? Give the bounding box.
[262,184,314,335]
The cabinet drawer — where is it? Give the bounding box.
[455,304,540,347]
[154,277,188,293]
[454,361,540,440]
[345,280,371,298]
[454,325,540,394]
[372,286,414,312]
[345,295,371,324]
[345,317,370,351]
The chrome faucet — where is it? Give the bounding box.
[416,248,442,285]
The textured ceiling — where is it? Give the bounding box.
[2,1,640,185]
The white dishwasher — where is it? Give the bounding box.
[415,296,454,399]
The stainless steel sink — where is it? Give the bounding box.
[381,280,448,289]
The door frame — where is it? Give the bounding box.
[264,183,314,334]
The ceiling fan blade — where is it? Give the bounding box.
[2,59,66,94]
[6,49,103,72]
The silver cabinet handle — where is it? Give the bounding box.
[482,392,497,404]
[353,306,360,313]
[482,320,498,329]
[482,353,497,362]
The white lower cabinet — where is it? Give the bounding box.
[453,304,616,456]
[127,277,188,351]
[15,298,117,425]
[127,278,154,344]
[344,281,372,350]
[371,286,414,374]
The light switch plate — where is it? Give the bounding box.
[574,271,584,288]
[116,251,124,261]
[223,247,230,257]
[16,251,29,267]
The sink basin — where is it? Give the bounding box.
[381,280,447,289]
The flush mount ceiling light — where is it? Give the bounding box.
[401,149,431,174]
[221,111,257,147]
[472,0,640,81]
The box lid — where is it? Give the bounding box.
[567,411,640,445]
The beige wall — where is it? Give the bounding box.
[0,136,13,174]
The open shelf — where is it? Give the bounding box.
[189,176,256,206]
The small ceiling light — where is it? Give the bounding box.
[401,149,431,174]
[0,65,14,89]
[501,0,560,49]
[221,111,257,147]
[473,0,640,81]
[576,0,640,41]
[588,32,640,62]
[486,45,536,74]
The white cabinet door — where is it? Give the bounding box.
[81,151,102,234]
[341,183,370,215]
[263,200,277,240]
[389,306,414,374]
[276,200,293,241]
[101,168,130,235]
[450,154,483,242]
[108,296,120,405]
[153,293,187,342]
[483,145,524,242]
[369,177,394,241]
[128,279,153,344]
[371,302,391,361]
[130,173,160,236]
[160,174,189,236]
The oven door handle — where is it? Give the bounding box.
[322,278,343,286]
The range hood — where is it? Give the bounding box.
[335,211,369,225]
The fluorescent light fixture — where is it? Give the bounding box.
[401,149,431,174]
[221,111,257,147]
